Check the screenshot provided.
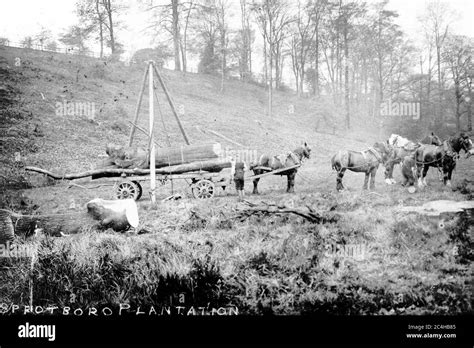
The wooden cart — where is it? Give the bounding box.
[104,171,230,201]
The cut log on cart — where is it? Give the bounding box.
[25,159,231,180]
[99,142,222,170]
[25,159,232,201]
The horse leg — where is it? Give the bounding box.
[336,169,345,191]
[443,160,455,187]
[446,169,453,187]
[287,172,296,193]
[363,172,369,190]
[252,170,261,194]
[416,164,423,187]
[252,178,260,194]
[422,166,429,186]
[401,175,408,186]
[369,168,377,190]
[385,162,396,184]
[438,167,443,181]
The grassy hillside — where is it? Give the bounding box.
[0,45,382,176]
[0,45,473,316]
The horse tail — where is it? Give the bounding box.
[331,152,340,171]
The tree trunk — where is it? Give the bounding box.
[103,0,115,54]
[268,44,273,118]
[172,0,181,71]
[96,0,104,58]
[468,101,472,131]
[263,40,268,85]
[314,32,319,96]
[181,0,194,73]
[437,45,442,124]
[221,32,226,92]
[344,20,350,130]
[455,81,461,131]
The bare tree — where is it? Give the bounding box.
[443,35,474,131]
[76,0,106,58]
[215,0,230,92]
[421,0,455,125]
[289,0,321,95]
[101,0,119,55]
[21,36,34,49]
[180,0,196,72]
[59,25,90,52]
[253,0,293,117]
[146,0,198,72]
[239,0,253,80]
[35,28,53,51]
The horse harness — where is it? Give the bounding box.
[360,147,382,165]
[274,151,302,167]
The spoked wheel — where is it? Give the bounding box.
[115,180,142,201]
[192,179,215,199]
[132,181,143,200]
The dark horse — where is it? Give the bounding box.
[384,132,442,184]
[415,132,472,187]
[331,142,392,191]
[250,142,311,194]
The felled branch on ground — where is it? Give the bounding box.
[235,200,339,224]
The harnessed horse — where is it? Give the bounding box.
[250,143,311,194]
[331,142,392,191]
[415,133,472,187]
[384,133,442,184]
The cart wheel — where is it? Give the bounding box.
[192,179,215,199]
[132,181,143,200]
[115,180,141,201]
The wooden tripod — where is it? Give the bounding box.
[127,61,190,203]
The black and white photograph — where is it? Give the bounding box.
[0,0,473,345]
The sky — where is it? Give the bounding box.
[0,0,473,67]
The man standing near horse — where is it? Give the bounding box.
[231,159,247,201]
[250,142,311,194]
[415,132,472,187]
[384,132,442,185]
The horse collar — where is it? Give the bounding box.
[289,151,302,164]
[368,147,382,162]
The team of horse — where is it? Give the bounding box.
[331,132,472,191]
[247,133,472,194]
